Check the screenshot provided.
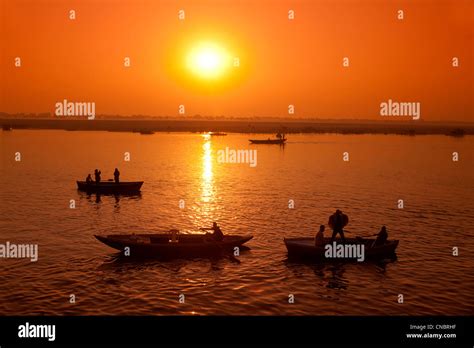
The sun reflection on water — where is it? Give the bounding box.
[201,134,214,207]
[188,135,218,230]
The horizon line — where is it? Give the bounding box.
[0,113,473,124]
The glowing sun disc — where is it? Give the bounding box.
[186,42,231,79]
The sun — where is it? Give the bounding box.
[186,42,231,80]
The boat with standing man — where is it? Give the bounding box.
[77,180,144,194]
[249,133,287,144]
[284,237,399,261]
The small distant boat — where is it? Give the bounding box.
[139,130,154,135]
[249,138,286,144]
[284,237,399,261]
[209,132,227,136]
[250,133,286,144]
[449,128,465,137]
[95,233,253,258]
[2,125,12,131]
[77,181,143,194]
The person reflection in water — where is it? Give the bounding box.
[114,168,120,183]
[201,222,224,241]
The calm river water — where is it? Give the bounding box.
[0,130,473,315]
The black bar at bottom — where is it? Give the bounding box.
[0,316,472,346]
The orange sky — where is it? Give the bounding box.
[0,0,472,121]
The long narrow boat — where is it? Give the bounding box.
[77,181,143,194]
[249,138,286,144]
[139,130,154,135]
[284,237,399,261]
[95,233,253,258]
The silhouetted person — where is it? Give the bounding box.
[328,209,348,242]
[373,226,388,247]
[86,174,93,184]
[94,169,101,183]
[201,222,224,241]
[169,229,179,243]
[114,168,120,183]
[315,225,325,247]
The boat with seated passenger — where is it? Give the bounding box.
[249,138,286,144]
[284,237,399,261]
[95,232,253,258]
[77,180,143,194]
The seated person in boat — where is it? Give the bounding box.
[315,225,325,246]
[201,222,224,241]
[169,229,179,243]
[114,168,120,183]
[86,174,93,184]
[328,209,348,242]
[94,169,101,183]
[373,226,388,247]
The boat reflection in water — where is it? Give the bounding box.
[80,191,142,204]
[284,256,397,292]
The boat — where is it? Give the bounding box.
[2,125,12,131]
[77,181,143,194]
[448,128,465,137]
[284,237,399,261]
[94,233,254,258]
[209,132,227,136]
[139,130,154,135]
[249,138,286,144]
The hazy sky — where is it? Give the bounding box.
[1,0,472,121]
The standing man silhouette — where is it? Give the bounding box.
[328,209,348,242]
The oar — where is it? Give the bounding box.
[343,230,378,238]
[200,227,241,264]
[358,233,378,239]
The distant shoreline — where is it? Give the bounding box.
[1,118,473,136]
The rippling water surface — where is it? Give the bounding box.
[0,130,473,315]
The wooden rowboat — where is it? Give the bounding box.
[95,233,253,258]
[284,237,399,261]
[77,181,143,194]
[249,138,286,144]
